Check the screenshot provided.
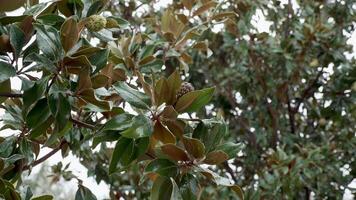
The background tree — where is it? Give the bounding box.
[0,0,355,199]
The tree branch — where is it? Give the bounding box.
[0,92,23,98]
[223,161,238,183]
[70,118,96,130]
[287,91,296,134]
[294,68,324,112]
[23,141,66,170]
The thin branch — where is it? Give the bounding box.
[0,93,23,98]
[294,68,324,112]
[287,91,296,134]
[178,118,202,122]
[23,141,66,170]
[223,161,238,183]
[70,118,96,130]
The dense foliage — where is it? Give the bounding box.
[0,0,355,199]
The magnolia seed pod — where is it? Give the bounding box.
[106,18,119,28]
[177,82,194,98]
[86,15,107,32]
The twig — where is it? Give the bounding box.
[0,93,23,98]
[70,118,96,130]
[223,161,238,183]
[294,68,324,112]
[286,91,296,134]
[178,118,202,122]
[23,141,66,170]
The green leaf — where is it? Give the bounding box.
[48,93,71,132]
[193,119,227,153]
[90,49,109,73]
[120,115,153,139]
[151,176,182,200]
[45,121,72,146]
[179,174,199,200]
[24,187,33,200]
[0,137,16,157]
[23,76,48,109]
[113,82,151,109]
[86,0,106,17]
[26,98,51,129]
[92,131,121,148]
[109,137,134,174]
[9,24,26,59]
[145,159,178,177]
[79,89,111,111]
[31,195,53,200]
[34,23,63,61]
[216,142,243,159]
[75,184,97,200]
[102,113,134,131]
[0,61,16,83]
[19,139,33,163]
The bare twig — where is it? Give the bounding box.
[23,141,66,170]
[223,161,238,183]
[70,118,96,130]
[0,93,23,98]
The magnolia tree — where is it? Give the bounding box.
[0,0,355,200]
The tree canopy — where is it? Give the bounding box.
[0,0,355,199]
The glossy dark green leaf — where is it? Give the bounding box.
[26,98,51,129]
[102,113,134,131]
[120,115,153,139]
[193,119,227,153]
[92,131,121,148]
[31,195,53,200]
[0,61,16,83]
[151,176,182,200]
[23,76,48,109]
[19,139,33,162]
[0,137,16,157]
[9,25,26,59]
[145,159,178,177]
[109,137,134,174]
[179,174,199,200]
[113,82,151,109]
[75,185,97,200]
[24,187,33,200]
[90,49,109,73]
[48,93,71,132]
[34,23,63,61]
[86,0,106,17]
